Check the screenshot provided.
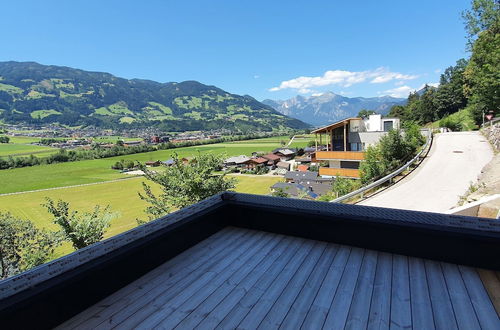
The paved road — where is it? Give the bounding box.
[359,132,493,213]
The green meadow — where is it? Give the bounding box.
[0,135,293,194]
[0,174,281,256]
[0,135,57,157]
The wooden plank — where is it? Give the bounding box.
[408,257,435,330]
[256,242,327,329]
[367,252,392,330]
[322,247,365,329]
[301,245,351,329]
[345,250,379,330]
[153,233,283,328]
[279,244,339,328]
[390,254,411,330]
[424,260,458,329]
[175,236,294,329]
[477,268,500,316]
[198,237,303,329]
[97,230,262,329]
[215,238,309,329]
[237,240,317,329]
[458,265,499,329]
[59,227,242,329]
[441,263,481,329]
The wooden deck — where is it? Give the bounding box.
[58,227,499,329]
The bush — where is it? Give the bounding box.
[332,177,361,197]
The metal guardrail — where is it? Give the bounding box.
[330,129,433,203]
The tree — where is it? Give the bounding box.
[357,109,376,118]
[139,153,236,222]
[0,136,10,143]
[44,199,113,250]
[464,18,500,122]
[332,177,361,197]
[359,145,386,183]
[271,187,290,198]
[462,0,500,48]
[0,212,59,279]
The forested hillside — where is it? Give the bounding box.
[0,62,309,132]
[389,0,499,128]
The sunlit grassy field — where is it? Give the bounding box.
[0,174,279,256]
[0,136,293,194]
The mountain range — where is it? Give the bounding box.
[262,92,405,126]
[0,61,309,132]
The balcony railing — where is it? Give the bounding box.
[314,151,365,161]
[319,167,360,178]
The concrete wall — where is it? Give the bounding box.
[348,131,387,147]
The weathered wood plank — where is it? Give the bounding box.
[153,233,282,328]
[441,263,480,329]
[61,227,243,330]
[198,237,303,330]
[105,230,262,329]
[477,268,500,316]
[279,244,339,328]
[257,242,327,329]
[424,260,458,329]
[322,247,365,330]
[236,240,316,329]
[390,254,411,330]
[409,257,435,330]
[215,238,310,329]
[175,236,294,329]
[367,252,392,330]
[345,250,378,330]
[458,265,499,329]
[301,245,351,329]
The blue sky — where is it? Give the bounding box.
[0,0,471,100]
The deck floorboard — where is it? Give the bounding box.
[59,227,499,330]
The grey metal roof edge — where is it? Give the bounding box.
[221,192,500,233]
[0,193,225,300]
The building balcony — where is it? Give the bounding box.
[319,167,361,178]
[313,151,365,161]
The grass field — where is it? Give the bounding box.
[0,174,280,256]
[0,135,58,157]
[0,136,293,194]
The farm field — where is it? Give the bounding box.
[0,143,55,157]
[0,134,58,157]
[0,174,279,256]
[0,136,293,194]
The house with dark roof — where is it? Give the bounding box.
[246,157,268,169]
[1,192,498,329]
[284,170,318,183]
[262,153,281,168]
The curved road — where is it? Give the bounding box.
[359,132,493,213]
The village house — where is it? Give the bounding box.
[224,155,250,168]
[273,148,296,161]
[145,160,161,167]
[312,114,400,178]
[245,157,268,170]
[262,153,281,169]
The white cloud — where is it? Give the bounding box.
[311,92,324,97]
[434,69,441,74]
[381,82,440,98]
[253,75,260,79]
[269,67,418,92]
[418,82,439,90]
[380,85,416,98]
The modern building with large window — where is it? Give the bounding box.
[312,114,400,178]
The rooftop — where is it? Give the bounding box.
[1,193,499,328]
[312,117,361,134]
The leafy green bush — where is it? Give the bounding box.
[439,107,477,131]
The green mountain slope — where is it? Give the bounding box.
[0,61,309,131]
